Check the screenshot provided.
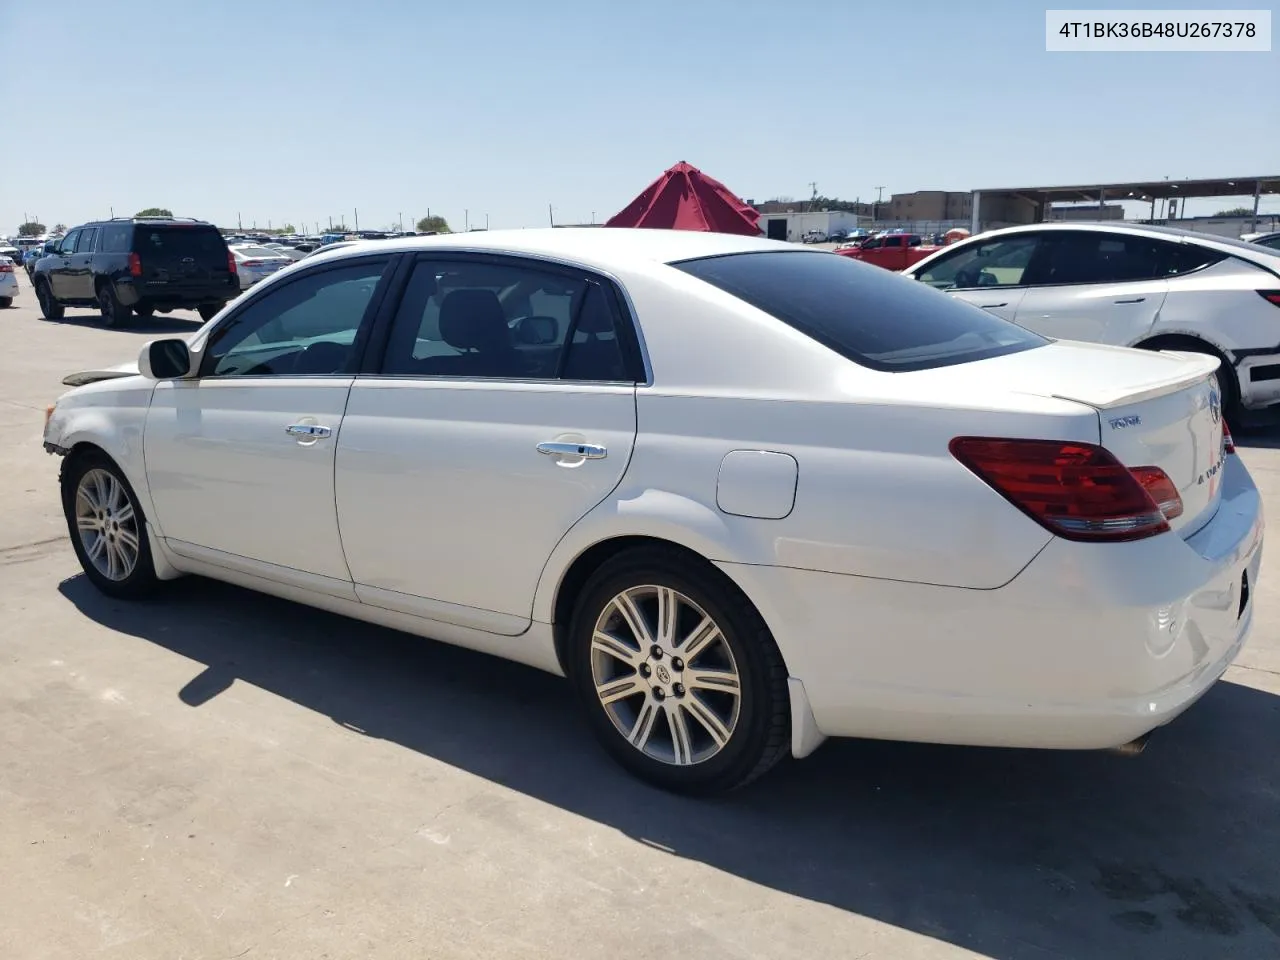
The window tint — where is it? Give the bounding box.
[916,234,1038,289]
[1023,232,1167,285]
[675,251,1046,373]
[203,259,389,377]
[136,227,227,260]
[380,258,630,381]
[1259,236,1280,251]
[77,228,98,253]
[100,224,131,253]
[884,236,903,248]
[1164,242,1227,274]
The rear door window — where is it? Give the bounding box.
[675,251,1046,373]
[1022,232,1169,286]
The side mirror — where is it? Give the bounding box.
[138,338,192,380]
[513,315,558,345]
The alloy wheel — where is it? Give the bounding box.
[74,468,141,582]
[590,585,742,766]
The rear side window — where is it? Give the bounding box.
[134,227,227,260]
[675,251,1047,373]
[1165,242,1226,275]
[100,225,132,253]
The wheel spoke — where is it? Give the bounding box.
[76,515,99,531]
[679,615,721,661]
[114,501,135,525]
[682,693,732,748]
[85,532,106,562]
[668,703,696,766]
[627,697,662,750]
[655,586,678,647]
[115,528,140,568]
[77,482,101,514]
[104,474,124,512]
[595,674,645,705]
[104,540,121,580]
[685,666,741,695]
[591,629,642,668]
[612,591,653,647]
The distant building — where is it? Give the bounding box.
[753,209,866,242]
[1048,203,1125,221]
[886,191,973,222]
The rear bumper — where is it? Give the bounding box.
[719,454,1264,752]
[1236,353,1280,409]
[115,278,237,308]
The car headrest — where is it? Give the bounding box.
[439,289,510,352]
[575,290,615,335]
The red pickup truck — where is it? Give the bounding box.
[836,233,940,271]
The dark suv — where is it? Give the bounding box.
[32,217,238,326]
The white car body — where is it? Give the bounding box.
[230,244,292,289]
[903,222,1280,411]
[0,255,19,302]
[43,229,1263,785]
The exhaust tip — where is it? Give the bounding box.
[1107,733,1151,757]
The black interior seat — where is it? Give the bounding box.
[419,289,524,377]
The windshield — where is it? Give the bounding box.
[674,251,1047,373]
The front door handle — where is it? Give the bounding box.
[537,441,606,459]
[977,302,1008,309]
[1114,297,1146,304]
[285,423,332,438]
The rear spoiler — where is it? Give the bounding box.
[1049,350,1219,409]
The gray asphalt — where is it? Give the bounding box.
[2,280,1280,959]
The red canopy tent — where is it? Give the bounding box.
[606,161,761,236]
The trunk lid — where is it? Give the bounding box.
[891,340,1226,535]
[134,225,233,288]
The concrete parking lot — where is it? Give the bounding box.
[3,279,1280,960]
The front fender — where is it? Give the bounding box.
[46,379,160,534]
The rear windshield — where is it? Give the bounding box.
[674,251,1047,372]
[135,227,227,259]
[235,245,285,259]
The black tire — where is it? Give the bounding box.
[35,280,64,320]
[567,545,790,795]
[97,283,131,327]
[197,303,224,322]
[60,450,159,600]
[134,303,155,318]
[0,297,11,308]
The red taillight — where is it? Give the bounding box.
[1223,421,1235,454]
[128,253,142,277]
[241,260,262,267]
[1258,290,1280,307]
[949,437,1175,542]
[227,250,237,274]
[0,263,13,273]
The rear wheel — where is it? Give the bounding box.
[36,280,64,320]
[97,283,131,328]
[197,303,224,322]
[0,297,11,308]
[567,546,790,795]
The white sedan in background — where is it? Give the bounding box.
[229,243,293,289]
[42,229,1262,794]
[903,222,1280,418]
[0,255,18,306]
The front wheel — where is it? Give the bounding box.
[60,452,159,599]
[568,547,790,795]
[0,297,11,308]
[36,280,64,320]
[97,284,131,327]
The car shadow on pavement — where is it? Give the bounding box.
[39,309,203,334]
[59,574,1280,960]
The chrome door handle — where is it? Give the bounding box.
[537,441,606,459]
[285,423,331,438]
[1114,297,1146,304]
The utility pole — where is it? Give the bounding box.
[398,212,403,232]
[354,208,359,231]
[808,181,818,212]
[548,204,554,227]
[874,186,885,223]
[485,213,489,230]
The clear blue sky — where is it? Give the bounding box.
[4,0,1277,233]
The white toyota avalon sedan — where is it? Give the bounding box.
[42,228,1263,794]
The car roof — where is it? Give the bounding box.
[304,227,791,273]
[968,220,1280,265]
